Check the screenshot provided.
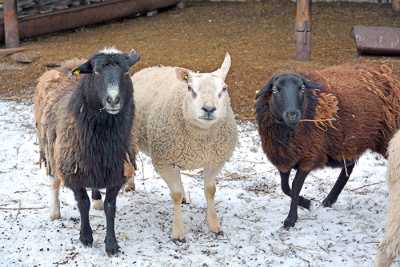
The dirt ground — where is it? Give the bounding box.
[0,0,399,119]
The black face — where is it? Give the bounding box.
[257,73,322,129]
[75,50,140,115]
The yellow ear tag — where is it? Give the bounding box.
[72,68,80,78]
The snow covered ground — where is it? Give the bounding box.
[0,100,396,266]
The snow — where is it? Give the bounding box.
[0,100,396,266]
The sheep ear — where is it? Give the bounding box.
[213,52,231,81]
[126,49,140,67]
[72,61,92,75]
[220,52,231,80]
[303,78,323,90]
[256,78,274,99]
[176,68,190,82]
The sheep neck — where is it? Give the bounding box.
[68,78,134,189]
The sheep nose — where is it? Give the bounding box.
[284,110,300,122]
[202,105,217,114]
[106,95,120,106]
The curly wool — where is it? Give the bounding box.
[375,129,400,267]
[132,66,238,170]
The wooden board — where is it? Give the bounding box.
[0,0,179,43]
[352,26,400,56]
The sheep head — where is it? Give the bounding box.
[257,73,322,129]
[72,47,140,115]
[176,52,232,129]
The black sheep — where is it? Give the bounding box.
[34,48,140,255]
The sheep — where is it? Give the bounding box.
[255,63,400,228]
[132,53,238,241]
[34,48,140,255]
[375,129,400,267]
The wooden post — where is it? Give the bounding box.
[295,0,311,61]
[3,0,20,48]
[393,0,400,12]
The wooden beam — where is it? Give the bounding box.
[295,0,311,61]
[0,47,27,58]
[3,0,19,48]
[393,0,400,12]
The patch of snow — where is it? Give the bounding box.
[0,101,395,266]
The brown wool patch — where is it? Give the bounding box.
[301,91,339,130]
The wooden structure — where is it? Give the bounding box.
[352,26,400,56]
[0,0,180,47]
[394,0,400,12]
[3,0,19,48]
[295,0,311,61]
[294,0,398,61]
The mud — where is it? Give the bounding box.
[0,0,399,119]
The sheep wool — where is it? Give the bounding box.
[133,66,237,170]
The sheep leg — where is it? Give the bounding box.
[375,178,400,267]
[49,178,61,220]
[204,164,223,235]
[124,176,135,192]
[284,169,309,229]
[91,189,103,210]
[280,171,311,209]
[322,163,355,207]
[104,185,121,255]
[158,166,185,241]
[72,187,93,247]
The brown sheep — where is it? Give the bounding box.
[255,63,400,228]
[34,48,140,255]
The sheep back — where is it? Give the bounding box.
[132,66,238,170]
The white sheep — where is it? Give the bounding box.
[375,129,400,267]
[132,53,238,241]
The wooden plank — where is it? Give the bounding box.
[3,0,19,48]
[393,0,400,12]
[352,26,400,56]
[0,47,27,57]
[295,0,311,61]
[0,0,179,42]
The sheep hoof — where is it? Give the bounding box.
[124,184,135,192]
[105,237,120,256]
[181,197,189,205]
[92,199,104,210]
[283,216,297,229]
[172,237,186,244]
[49,211,61,221]
[214,230,224,238]
[80,234,93,247]
[322,197,336,208]
[299,197,311,210]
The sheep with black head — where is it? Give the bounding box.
[255,63,400,228]
[34,47,140,255]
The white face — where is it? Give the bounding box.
[178,53,232,129]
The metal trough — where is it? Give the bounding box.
[352,25,400,56]
[0,0,179,43]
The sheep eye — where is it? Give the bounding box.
[300,84,305,94]
[188,86,197,98]
[219,85,228,98]
[272,86,279,94]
